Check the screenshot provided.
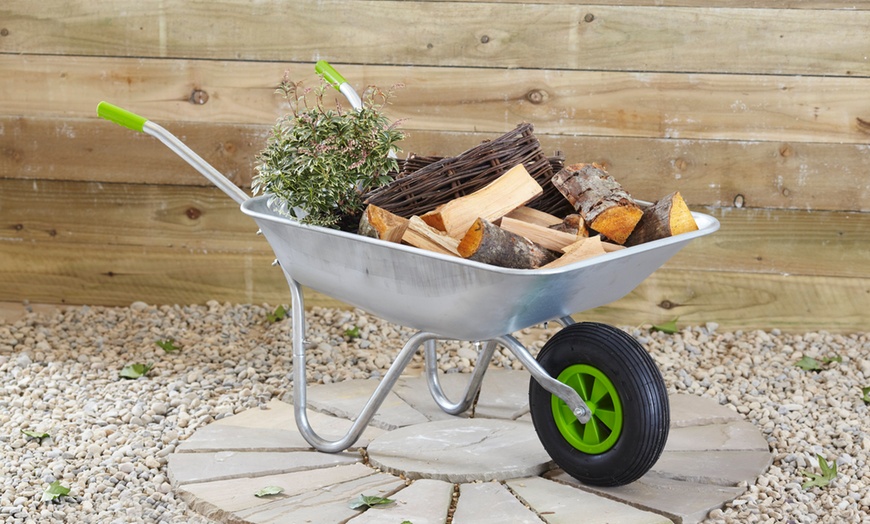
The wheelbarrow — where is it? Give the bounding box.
[96,89,718,487]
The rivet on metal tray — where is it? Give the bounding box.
[256,229,263,236]
[189,89,209,105]
[271,259,280,267]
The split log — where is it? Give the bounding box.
[458,218,557,269]
[625,191,699,246]
[543,236,608,269]
[504,206,562,227]
[499,216,581,252]
[358,204,409,243]
[402,216,461,256]
[551,163,643,245]
[421,164,543,238]
[549,214,588,237]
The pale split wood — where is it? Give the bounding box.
[504,206,563,227]
[542,236,607,269]
[499,216,580,252]
[420,164,543,238]
[401,216,461,256]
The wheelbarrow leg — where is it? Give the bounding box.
[424,339,497,415]
[287,276,436,453]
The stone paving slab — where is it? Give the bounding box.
[651,449,774,486]
[452,481,544,524]
[367,418,552,483]
[346,478,453,524]
[392,373,472,422]
[668,394,742,428]
[664,419,770,452]
[176,406,384,452]
[169,373,774,524]
[306,378,430,430]
[507,476,674,524]
[547,470,746,524]
[167,450,360,485]
[235,470,405,524]
[177,463,379,518]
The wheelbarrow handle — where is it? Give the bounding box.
[315,60,363,111]
[96,101,250,205]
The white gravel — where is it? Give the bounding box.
[0,302,867,523]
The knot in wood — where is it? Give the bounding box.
[584,13,595,23]
[189,89,209,105]
[733,194,745,208]
[779,144,793,157]
[186,207,203,220]
[480,35,490,44]
[526,89,548,105]
[658,300,677,310]
[0,28,9,37]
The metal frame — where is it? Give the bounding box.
[285,275,591,453]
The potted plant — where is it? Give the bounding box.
[252,72,405,230]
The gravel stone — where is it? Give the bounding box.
[1,303,867,523]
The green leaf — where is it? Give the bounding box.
[344,326,361,340]
[795,355,841,371]
[267,305,288,323]
[21,429,50,441]
[41,481,71,502]
[801,454,837,490]
[862,386,870,404]
[119,362,154,380]
[795,356,822,371]
[155,339,181,353]
[347,494,395,510]
[651,318,679,334]
[254,486,285,498]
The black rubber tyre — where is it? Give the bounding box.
[528,322,669,487]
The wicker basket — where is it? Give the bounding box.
[364,123,572,218]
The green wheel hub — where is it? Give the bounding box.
[551,364,623,454]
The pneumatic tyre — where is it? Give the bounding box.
[528,322,669,486]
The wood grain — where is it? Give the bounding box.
[3,2,869,75]
[2,179,868,279]
[3,56,870,145]
[5,118,870,213]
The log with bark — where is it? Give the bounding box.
[458,218,557,269]
[551,163,643,245]
[358,204,409,243]
[625,191,699,246]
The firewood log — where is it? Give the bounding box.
[421,164,543,238]
[358,204,409,243]
[499,216,581,252]
[551,163,643,245]
[542,235,608,269]
[548,214,588,237]
[504,206,563,227]
[458,218,557,269]
[625,191,699,246]
[402,216,461,256]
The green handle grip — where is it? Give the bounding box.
[97,101,148,132]
[315,60,346,90]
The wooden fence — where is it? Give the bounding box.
[1,1,868,332]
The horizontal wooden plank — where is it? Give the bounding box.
[1,240,865,333]
[4,56,870,145]
[2,178,867,280]
[3,2,869,76]
[4,118,870,212]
